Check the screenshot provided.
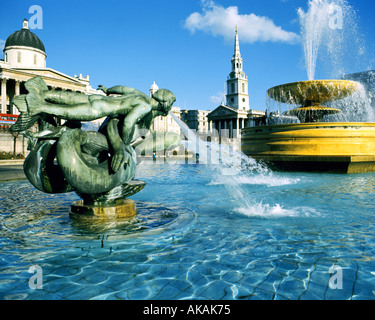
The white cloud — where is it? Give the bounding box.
[184,1,299,44]
[210,91,225,104]
[0,39,5,51]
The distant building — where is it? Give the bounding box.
[149,81,181,134]
[180,109,210,133]
[0,19,102,154]
[0,19,100,119]
[207,28,265,138]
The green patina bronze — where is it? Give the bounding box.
[11,76,180,205]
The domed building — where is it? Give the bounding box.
[0,19,99,117]
[0,19,101,154]
[149,81,159,96]
[4,18,46,69]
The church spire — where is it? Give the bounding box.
[233,26,241,59]
[231,26,244,74]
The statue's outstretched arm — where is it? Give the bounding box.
[105,86,144,96]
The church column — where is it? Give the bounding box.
[1,78,7,114]
[230,119,233,139]
[236,118,240,138]
[223,120,228,139]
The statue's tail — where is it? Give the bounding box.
[12,95,28,114]
[25,76,48,93]
[26,93,46,116]
[10,95,40,132]
[10,113,40,133]
[10,76,48,132]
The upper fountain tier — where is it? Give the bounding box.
[267,80,360,122]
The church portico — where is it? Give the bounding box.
[208,103,248,139]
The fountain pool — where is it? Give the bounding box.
[1,161,375,300]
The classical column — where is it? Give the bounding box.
[13,80,21,115]
[236,118,240,138]
[15,80,20,96]
[230,119,233,138]
[1,78,7,114]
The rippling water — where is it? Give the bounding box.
[1,162,375,300]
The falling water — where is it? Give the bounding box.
[266,0,372,123]
[326,82,375,122]
[169,112,301,217]
[298,0,366,81]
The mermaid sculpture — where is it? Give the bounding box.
[10,76,180,211]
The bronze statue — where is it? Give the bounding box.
[11,76,180,209]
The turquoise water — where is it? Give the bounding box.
[1,161,375,300]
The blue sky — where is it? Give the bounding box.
[1,0,375,111]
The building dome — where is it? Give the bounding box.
[150,81,159,97]
[4,19,45,53]
[3,19,46,68]
[150,81,159,91]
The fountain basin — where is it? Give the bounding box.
[267,80,359,105]
[241,122,375,173]
[267,80,360,123]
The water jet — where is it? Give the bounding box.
[241,0,375,173]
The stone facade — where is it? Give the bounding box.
[180,109,210,133]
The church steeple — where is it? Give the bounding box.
[226,27,249,110]
[231,26,243,75]
[233,26,241,59]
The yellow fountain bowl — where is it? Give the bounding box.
[241,122,375,173]
[267,80,360,104]
[288,105,342,115]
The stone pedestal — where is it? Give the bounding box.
[70,198,137,220]
[70,180,146,220]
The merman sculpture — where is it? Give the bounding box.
[10,76,180,219]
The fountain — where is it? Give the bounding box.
[242,0,375,173]
[10,76,181,220]
[3,1,375,302]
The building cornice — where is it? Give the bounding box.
[4,45,47,57]
[0,66,87,91]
